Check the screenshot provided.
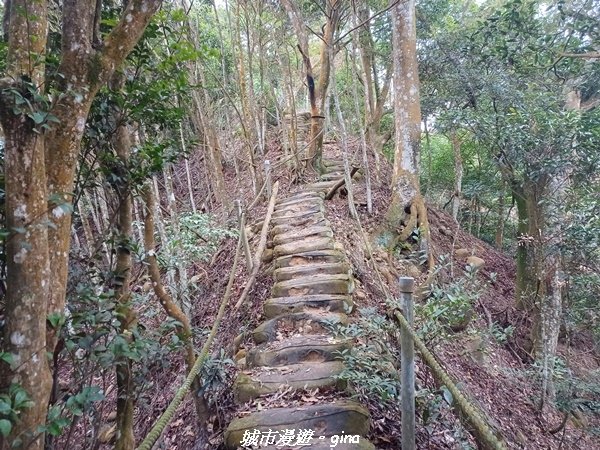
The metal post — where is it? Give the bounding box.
[399,276,415,450]
[235,200,253,272]
[264,159,272,200]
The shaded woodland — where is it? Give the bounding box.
[0,0,599,449]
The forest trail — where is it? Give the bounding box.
[223,159,375,449]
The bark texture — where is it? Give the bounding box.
[0,1,161,446]
[375,0,431,269]
[0,0,52,448]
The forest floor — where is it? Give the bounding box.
[110,135,600,450]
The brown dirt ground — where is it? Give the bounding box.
[63,128,599,450]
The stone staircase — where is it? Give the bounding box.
[224,160,374,449]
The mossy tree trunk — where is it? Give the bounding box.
[0,1,161,447]
[281,0,341,173]
[374,0,431,269]
[110,73,137,450]
[0,2,52,445]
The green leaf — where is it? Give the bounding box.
[29,111,46,124]
[0,353,14,366]
[0,419,12,437]
[0,401,11,415]
[47,312,64,329]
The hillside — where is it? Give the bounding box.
[139,139,599,450]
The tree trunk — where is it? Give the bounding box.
[0,0,52,447]
[450,130,463,222]
[514,180,544,312]
[329,43,359,220]
[0,1,161,444]
[0,114,53,450]
[281,0,340,172]
[375,0,431,268]
[111,107,137,450]
[495,180,506,249]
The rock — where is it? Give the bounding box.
[272,203,323,219]
[246,334,350,367]
[275,250,346,268]
[272,226,333,246]
[273,262,351,282]
[406,263,422,279]
[232,332,246,354]
[233,361,346,403]
[264,294,353,318]
[439,226,451,236]
[272,274,353,297]
[252,312,348,344]
[223,401,371,449]
[272,212,326,228]
[455,248,471,258]
[261,249,273,263]
[273,237,336,257]
[466,256,485,270]
[234,349,246,361]
[261,440,376,450]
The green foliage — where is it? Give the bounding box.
[163,212,238,267]
[2,81,60,132]
[198,348,235,407]
[332,307,400,404]
[0,384,34,438]
[488,322,515,345]
[417,260,488,343]
[513,359,600,425]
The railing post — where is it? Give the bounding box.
[399,276,415,450]
[264,159,272,200]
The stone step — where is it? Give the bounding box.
[304,181,338,193]
[320,172,344,181]
[264,295,353,318]
[272,226,333,246]
[273,262,351,282]
[272,211,325,228]
[275,249,346,268]
[270,219,329,237]
[272,203,323,219]
[261,440,376,450]
[233,361,345,403]
[276,191,323,206]
[223,400,371,449]
[322,159,345,168]
[275,191,324,210]
[272,274,353,297]
[246,334,350,367]
[253,311,347,344]
[273,237,336,258]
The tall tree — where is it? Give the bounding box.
[281,0,343,172]
[0,0,161,447]
[375,0,431,266]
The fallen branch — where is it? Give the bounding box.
[233,181,279,311]
[324,167,359,200]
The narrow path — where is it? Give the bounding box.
[224,160,374,449]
